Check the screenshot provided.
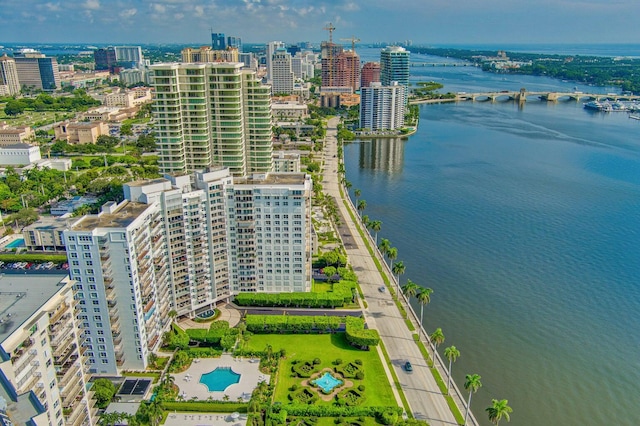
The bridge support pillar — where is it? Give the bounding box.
[515,88,526,103]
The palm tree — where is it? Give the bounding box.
[378,238,391,262]
[416,287,434,328]
[357,199,367,218]
[444,346,460,394]
[386,246,398,269]
[464,374,482,425]
[369,220,382,245]
[354,188,361,203]
[146,400,164,426]
[486,399,513,425]
[401,279,419,300]
[362,214,370,228]
[168,309,178,325]
[430,327,445,356]
[344,180,352,191]
[391,261,405,294]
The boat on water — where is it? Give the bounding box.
[630,115,640,120]
[583,101,602,110]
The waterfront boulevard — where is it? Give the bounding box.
[322,117,466,426]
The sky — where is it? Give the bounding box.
[1,0,640,45]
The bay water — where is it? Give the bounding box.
[346,47,640,425]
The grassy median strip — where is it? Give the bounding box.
[379,341,413,418]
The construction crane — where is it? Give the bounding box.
[323,22,336,86]
[340,36,360,52]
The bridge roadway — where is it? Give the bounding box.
[322,117,473,426]
[453,91,640,102]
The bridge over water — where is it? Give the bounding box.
[453,90,640,102]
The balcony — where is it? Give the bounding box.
[49,302,70,324]
[100,252,110,261]
[54,343,77,366]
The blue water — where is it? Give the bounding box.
[346,48,640,426]
[5,239,24,248]
[312,372,343,393]
[199,367,241,392]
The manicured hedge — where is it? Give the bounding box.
[162,401,248,413]
[272,404,401,418]
[0,254,68,262]
[185,321,235,344]
[245,315,343,334]
[234,281,356,308]
[345,317,380,348]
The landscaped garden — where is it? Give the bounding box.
[244,333,396,407]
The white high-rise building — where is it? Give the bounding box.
[360,82,406,131]
[114,46,144,67]
[64,168,313,373]
[228,172,313,293]
[150,62,273,176]
[64,200,169,375]
[271,49,295,95]
[266,41,285,82]
[0,275,97,426]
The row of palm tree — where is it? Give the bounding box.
[345,183,513,425]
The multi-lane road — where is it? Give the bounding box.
[321,117,461,426]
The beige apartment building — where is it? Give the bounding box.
[54,121,109,144]
[0,124,35,146]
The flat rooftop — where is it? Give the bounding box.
[235,173,307,186]
[125,177,170,187]
[0,274,68,344]
[71,201,150,231]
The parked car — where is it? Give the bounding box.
[378,286,386,292]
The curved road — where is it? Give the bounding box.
[322,117,459,426]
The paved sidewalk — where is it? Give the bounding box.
[178,303,242,329]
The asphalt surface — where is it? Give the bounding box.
[322,117,460,426]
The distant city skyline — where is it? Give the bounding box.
[2,0,640,45]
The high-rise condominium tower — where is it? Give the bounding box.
[361,62,381,88]
[380,46,410,101]
[266,41,285,81]
[0,54,21,95]
[150,62,272,176]
[360,82,406,131]
[271,49,295,94]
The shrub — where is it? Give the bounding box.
[334,358,343,365]
[162,401,248,413]
[354,359,362,365]
[313,358,321,365]
[355,372,364,380]
[345,317,380,348]
[290,384,299,391]
[378,409,399,425]
[358,385,365,391]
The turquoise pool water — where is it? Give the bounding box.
[312,372,343,393]
[5,238,24,248]
[199,367,241,392]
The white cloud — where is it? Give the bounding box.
[44,2,61,11]
[120,8,137,19]
[152,3,167,13]
[83,0,100,10]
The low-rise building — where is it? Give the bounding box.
[23,216,69,251]
[272,101,308,120]
[51,196,98,216]
[0,124,35,146]
[54,121,109,144]
[82,106,136,122]
[272,151,301,172]
[0,144,41,166]
[104,88,152,108]
[0,275,97,426]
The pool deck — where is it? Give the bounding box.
[164,412,247,426]
[174,354,269,402]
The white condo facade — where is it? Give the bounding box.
[64,168,312,374]
[271,50,295,95]
[360,82,406,131]
[0,275,97,426]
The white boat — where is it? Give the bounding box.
[629,115,640,120]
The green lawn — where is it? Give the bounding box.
[245,333,396,407]
[312,282,333,293]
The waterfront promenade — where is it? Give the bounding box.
[322,117,476,426]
